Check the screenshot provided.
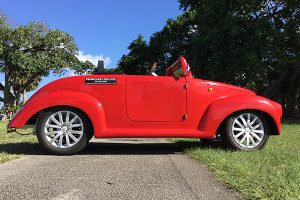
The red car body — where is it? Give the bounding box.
[8,57,282,140]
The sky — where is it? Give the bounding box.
[0,0,182,99]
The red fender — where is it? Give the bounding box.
[8,91,107,134]
[198,94,282,138]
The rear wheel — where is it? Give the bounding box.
[223,111,269,150]
[37,108,91,155]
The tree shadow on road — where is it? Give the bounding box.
[0,139,225,156]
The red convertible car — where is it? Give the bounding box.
[8,57,282,155]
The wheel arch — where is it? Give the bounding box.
[26,105,95,136]
[215,109,279,137]
[198,95,281,138]
[8,91,107,135]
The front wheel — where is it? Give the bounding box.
[223,112,269,150]
[37,108,91,155]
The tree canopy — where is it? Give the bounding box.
[117,0,300,118]
[0,12,95,111]
[118,11,195,76]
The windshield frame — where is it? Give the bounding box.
[166,56,189,77]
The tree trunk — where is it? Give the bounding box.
[285,66,300,118]
[3,70,10,105]
[286,87,297,117]
[22,89,26,104]
[13,90,20,106]
[262,69,288,99]
[262,66,300,119]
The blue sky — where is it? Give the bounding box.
[0,0,182,99]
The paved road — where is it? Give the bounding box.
[0,139,240,200]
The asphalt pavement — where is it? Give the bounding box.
[0,138,240,200]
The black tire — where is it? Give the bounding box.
[223,111,269,151]
[87,133,94,143]
[37,108,91,155]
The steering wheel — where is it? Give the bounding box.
[147,62,158,76]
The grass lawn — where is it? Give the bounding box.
[174,124,300,200]
[0,121,37,164]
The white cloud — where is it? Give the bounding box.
[77,51,111,67]
[66,51,111,76]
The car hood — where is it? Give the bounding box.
[203,80,255,94]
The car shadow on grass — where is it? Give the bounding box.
[0,140,225,156]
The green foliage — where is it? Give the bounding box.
[179,0,300,117]
[0,12,96,108]
[0,12,9,62]
[0,21,94,76]
[149,11,196,66]
[4,104,21,115]
[118,12,195,75]
[118,0,300,118]
[118,35,150,75]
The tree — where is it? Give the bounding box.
[118,35,150,75]
[148,11,195,68]
[0,12,95,111]
[118,0,299,118]
[118,12,195,75]
[179,0,300,118]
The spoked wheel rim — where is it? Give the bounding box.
[232,113,264,149]
[44,111,84,148]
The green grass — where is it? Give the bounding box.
[0,121,37,164]
[173,124,300,200]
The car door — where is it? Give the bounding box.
[125,75,187,122]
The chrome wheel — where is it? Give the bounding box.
[44,111,84,148]
[232,113,264,149]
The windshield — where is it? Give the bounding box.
[172,67,184,77]
[146,56,188,77]
[166,59,183,77]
